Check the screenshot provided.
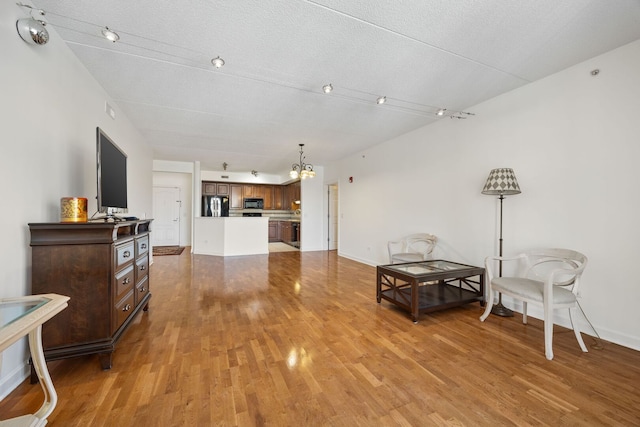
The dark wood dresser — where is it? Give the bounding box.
[28,219,152,376]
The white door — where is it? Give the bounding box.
[328,184,338,250]
[153,186,180,246]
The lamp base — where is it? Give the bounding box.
[491,302,514,317]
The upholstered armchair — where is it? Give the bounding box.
[388,233,437,264]
[480,248,588,360]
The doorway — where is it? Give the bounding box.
[328,184,338,250]
[152,186,181,246]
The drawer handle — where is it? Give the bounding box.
[122,277,130,285]
[122,304,131,312]
[123,250,131,258]
[140,287,146,292]
[141,243,147,249]
[140,265,146,271]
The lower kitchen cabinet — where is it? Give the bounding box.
[268,221,278,242]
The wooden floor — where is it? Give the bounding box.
[2,250,640,426]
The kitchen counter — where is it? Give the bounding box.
[193,217,269,256]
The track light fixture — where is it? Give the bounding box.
[15,3,49,45]
[323,84,333,93]
[211,56,225,68]
[436,108,446,116]
[251,170,258,177]
[16,17,49,45]
[101,26,119,42]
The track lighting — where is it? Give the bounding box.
[101,26,119,42]
[436,108,446,116]
[16,18,49,45]
[211,56,225,68]
[376,96,386,105]
[323,84,333,93]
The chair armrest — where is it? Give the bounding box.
[484,253,527,282]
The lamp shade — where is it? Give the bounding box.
[482,168,521,195]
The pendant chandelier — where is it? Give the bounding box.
[290,144,315,179]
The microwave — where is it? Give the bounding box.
[243,198,264,209]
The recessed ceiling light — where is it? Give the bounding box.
[211,56,225,68]
[322,84,333,93]
[376,96,386,105]
[101,27,119,43]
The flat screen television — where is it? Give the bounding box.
[96,127,128,215]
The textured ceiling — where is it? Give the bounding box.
[26,0,640,174]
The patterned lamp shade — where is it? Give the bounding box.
[482,168,521,195]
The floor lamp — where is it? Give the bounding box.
[482,168,521,317]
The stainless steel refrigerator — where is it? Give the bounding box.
[202,195,229,217]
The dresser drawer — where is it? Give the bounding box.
[136,255,149,283]
[114,290,135,332]
[115,242,135,268]
[135,275,150,306]
[136,236,149,257]
[114,264,135,300]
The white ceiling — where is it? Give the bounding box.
[27,0,640,174]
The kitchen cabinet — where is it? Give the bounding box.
[230,184,243,209]
[272,185,284,210]
[279,220,292,243]
[204,181,292,211]
[202,182,229,196]
[263,185,274,210]
[283,181,301,210]
[268,221,278,242]
[243,184,265,199]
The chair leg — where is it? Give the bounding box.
[569,307,588,353]
[544,310,554,360]
[522,301,528,324]
[480,289,494,322]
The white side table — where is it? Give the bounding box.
[0,294,69,427]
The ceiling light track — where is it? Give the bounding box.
[303,0,530,84]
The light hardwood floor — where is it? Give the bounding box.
[1,250,639,426]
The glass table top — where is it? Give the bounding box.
[0,297,50,329]
[381,260,476,276]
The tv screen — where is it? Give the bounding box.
[96,127,128,214]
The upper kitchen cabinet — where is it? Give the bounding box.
[203,182,230,196]
[243,185,265,199]
[230,184,243,209]
[272,186,283,210]
[284,181,301,210]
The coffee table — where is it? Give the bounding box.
[376,260,484,323]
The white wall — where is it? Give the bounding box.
[1,3,153,398]
[328,39,640,351]
[300,166,325,252]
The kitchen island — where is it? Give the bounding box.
[193,217,269,256]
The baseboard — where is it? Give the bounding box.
[0,360,29,401]
[502,297,640,352]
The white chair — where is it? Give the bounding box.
[388,233,437,264]
[480,248,588,360]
